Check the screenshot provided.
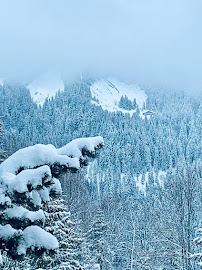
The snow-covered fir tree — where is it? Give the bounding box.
[0,122,6,164]
[0,136,104,269]
[118,95,133,110]
[191,224,202,269]
[44,196,83,269]
[84,208,113,270]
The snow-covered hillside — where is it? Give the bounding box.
[27,72,64,106]
[90,78,147,116]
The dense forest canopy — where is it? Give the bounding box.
[0,79,201,269]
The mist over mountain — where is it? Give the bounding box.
[0,1,201,269]
[0,0,202,94]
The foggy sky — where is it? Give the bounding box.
[0,0,202,93]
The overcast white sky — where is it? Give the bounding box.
[0,0,202,93]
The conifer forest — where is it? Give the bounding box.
[0,1,201,269]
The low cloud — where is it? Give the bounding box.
[0,0,202,93]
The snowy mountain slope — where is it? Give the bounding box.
[27,72,64,106]
[90,78,147,116]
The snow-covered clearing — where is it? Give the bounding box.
[90,78,147,116]
[27,72,64,106]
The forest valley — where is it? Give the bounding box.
[0,78,201,270]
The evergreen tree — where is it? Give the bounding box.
[133,98,137,109]
[0,136,104,269]
[85,208,112,270]
[0,122,6,163]
[118,95,133,110]
[44,197,83,269]
[0,79,201,269]
[192,224,202,269]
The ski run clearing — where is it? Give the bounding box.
[90,78,147,116]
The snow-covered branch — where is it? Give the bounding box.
[0,136,104,260]
[0,136,104,176]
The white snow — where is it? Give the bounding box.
[0,224,20,240]
[96,173,100,200]
[30,190,42,207]
[49,177,62,195]
[134,172,149,196]
[190,252,202,258]
[0,136,104,176]
[0,144,78,176]
[17,225,59,255]
[27,72,64,106]
[134,170,167,195]
[194,236,202,244]
[85,160,97,183]
[0,136,104,256]
[4,206,45,223]
[90,78,147,116]
[38,187,50,203]
[120,173,126,186]
[157,170,167,188]
[58,136,104,158]
[1,165,51,194]
[0,251,3,266]
[0,189,11,206]
[84,264,100,270]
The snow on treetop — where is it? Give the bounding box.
[17,225,59,255]
[0,144,77,176]
[0,136,104,257]
[0,224,20,240]
[4,206,45,223]
[1,165,51,194]
[58,136,104,158]
[90,78,147,116]
[0,189,11,206]
[48,177,62,195]
[0,136,104,176]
